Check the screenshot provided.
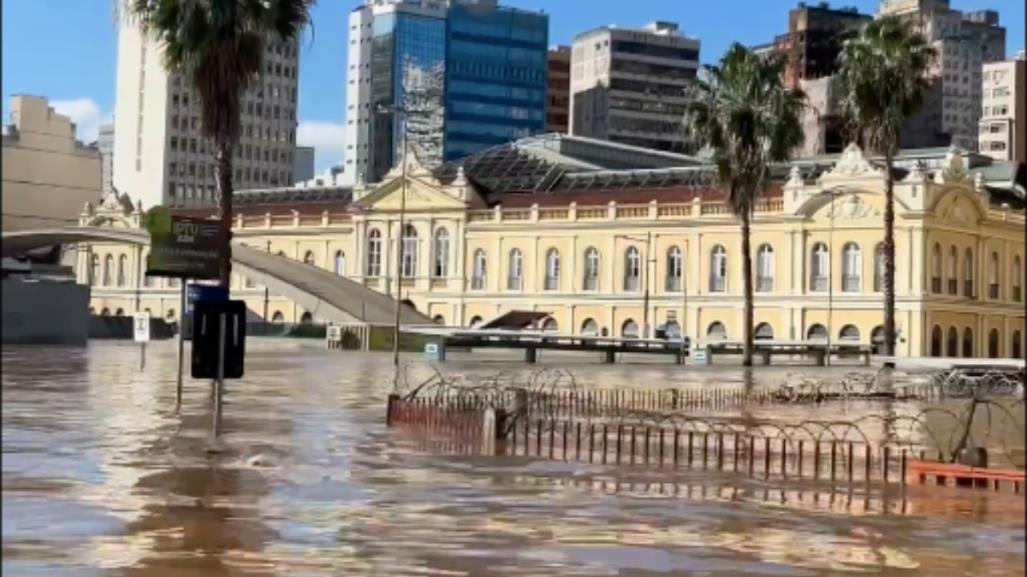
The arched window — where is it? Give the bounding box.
[141,251,153,287]
[962,327,974,357]
[930,243,942,293]
[582,247,600,291]
[144,308,152,317]
[624,246,641,291]
[103,255,114,286]
[754,322,774,340]
[401,224,418,278]
[366,229,382,277]
[946,327,958,357]
[947,247,958,294]
[300,312,313,325]
[930,325,943,357]
[963,248,974,297]
[810,243,828,292]
[115,308,125,317]
[988,328,1000,358]
[544,248,560,291]
[115,254,126,286]
[706,321,727,340]
[90,254,100,286]
[841,242,860,292]
[807,324,828,341]
[1013,256,1022,302]
[580,318,599,336]
[100,307,111,316]
[873,243,885,292]
[871,325,885,355]
[621,319,640,338]
[709,245,727,292]
[469,315,483,328]
[988,251,999,299]
[839,324,860,341]
[664,321,682,339]
[334,250,346,276]
[507,248,523,290]
[541,317,559,332]
[471,249,487,290]
[433,228,449,278]
[1012,331,1022,359]
[433,314,446,325]
[756,244,773,292]
[666,246,683,292]
[303,250,316,266]
[271,311,285,324]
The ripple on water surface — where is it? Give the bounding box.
[2,341,1024,577]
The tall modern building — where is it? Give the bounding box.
[979,52,1025,163]
[292,145,316,183]
[344,0,548,184]
[97,123,115,193]
[876,0,1006,150]
[546,46,571,133]
[760,3,871,156]
[112,22,300,209]
[569,21,700,153]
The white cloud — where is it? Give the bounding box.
[51,98,112,144]
[297,119,345,174]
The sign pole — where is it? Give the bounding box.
[133,311,150,372]
[176,281,186,411]
[140,342,146,371]
[213,311,226,438]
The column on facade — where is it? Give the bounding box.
[134,244,143,311]
[607,235,617,294]
[354,220,365,281]
[569,234,578,294]
[910,227,922,295]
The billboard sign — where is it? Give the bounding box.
[145,209,221,280]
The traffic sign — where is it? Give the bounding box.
[133,313,150,343]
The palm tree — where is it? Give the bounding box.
[683,44,805,367]
[837,17,933,357]
[120,0,313,289]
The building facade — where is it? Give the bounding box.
[979,53,1025,163]
[80,135,1025,358]
[569,21,699,153]
[112,22,300,209]
[2,95,102,231]
[293,145,316,183]
[97,123,115,193]
[877,0,1006,151]
[547,46,571,134]
[344,0,548,185]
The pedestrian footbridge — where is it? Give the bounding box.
[1,226,430,325]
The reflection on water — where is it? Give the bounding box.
[2,341,1024,576]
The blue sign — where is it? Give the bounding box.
[186,283,228,314]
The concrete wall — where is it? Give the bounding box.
[2,279,89,345]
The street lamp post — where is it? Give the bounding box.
[617,233,654,338]
[376,104,410,370]
[826,190,838,367]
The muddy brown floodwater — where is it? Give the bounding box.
[3,340,1024,577]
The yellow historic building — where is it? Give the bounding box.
[79,135,1025,358]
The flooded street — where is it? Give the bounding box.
[3,340,1024,577]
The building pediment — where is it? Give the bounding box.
[355,176,469,213]
[817,143,886,186]
[929,188,985,226]
[798,190,890,223]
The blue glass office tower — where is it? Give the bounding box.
[345,1,549,183]
[444,2,548,161]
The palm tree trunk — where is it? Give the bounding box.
[741,208,754,367]
[883,150,896,356]
[215,141,234,291]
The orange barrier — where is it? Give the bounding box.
[907,459,1023,494]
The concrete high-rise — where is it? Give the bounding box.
[876,0,1006,150]
[979,51,1025,163]
[569,21,700,153]
[97,123,115,193]
[344,0,548,185]
[546,46,570,134]
[112,22,300,209]
[755,3,871,156]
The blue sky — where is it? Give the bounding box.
[3,0,1023,172]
